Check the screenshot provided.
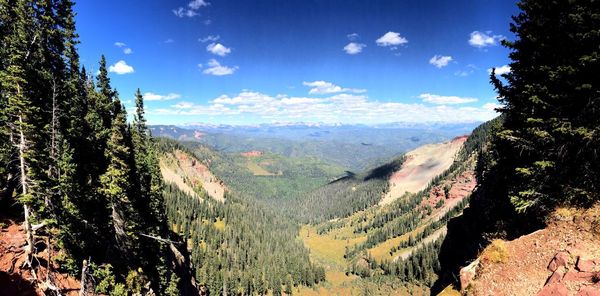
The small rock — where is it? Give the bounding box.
[549,252,572,272]
[537,283,569,296]
[576,286,600,296]
[546,269,565,285]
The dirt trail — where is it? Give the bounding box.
[380,136,467,206]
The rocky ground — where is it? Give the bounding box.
[460,204,600,296]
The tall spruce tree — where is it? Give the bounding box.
[490,0,599,215]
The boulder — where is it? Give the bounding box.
[563,271,598,282]
[537,283,569,296]
[577,257,600,272]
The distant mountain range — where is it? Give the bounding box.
[149,122,481,170]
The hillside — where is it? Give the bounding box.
[291,123,491,295]
[156,139,327,295]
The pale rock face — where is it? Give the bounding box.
[460,258,480,291]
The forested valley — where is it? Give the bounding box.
[1,0,598,295]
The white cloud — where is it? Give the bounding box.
[303,81,366,95]
[114,42,126,47]
[202,59,237,76]
[199,35,220,43]
[188,0,209,9]
[148,91,497,124]
[376,32,408,47]
[488,65,511,75]
[144,92,181,101]
[123,48,133,54]
[468,31,505,48]
[173,0,208,18]
[429,55,453,68]
[164,38,175,43]
[344,42,366,55]
[483,102,502,111]
[108,60,134,75]
[206,43,231,56]
[419,93,478,105]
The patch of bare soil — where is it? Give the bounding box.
[240,150,263,157]
[162,150,227,202]
[466,204,600,296]
[0,221,81,296]
[380,136,467,206]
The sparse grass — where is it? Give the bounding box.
[299,225,366,268]
[437,285,461,296]
[551,207,577,222]
[246,160,275,176]
[482,239,509,263]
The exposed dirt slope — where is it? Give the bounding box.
[462,204,600,296]
[380,136,467,206]
[160,149,226,202]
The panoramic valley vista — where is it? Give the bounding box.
[0,0,598,295]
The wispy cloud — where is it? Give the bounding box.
[419,93,478,105]
[114,42,133,54]
[429,55,453,68]
[343,42,366,55]
[149,91,496,124]
[376,32,408,47]
[303,81,366,95]
[144,92,181,101]
[206,43,231,56]
[488,65,511,75]
[108,60,134,75]
[201,59,237,76]
[454,64,477,77]
[173,0,209,18]
[199,35,220,43]
[347,33,359,41]
[468,31,505,48]
[164,38,175,44]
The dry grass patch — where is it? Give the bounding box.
[481,239,509,263]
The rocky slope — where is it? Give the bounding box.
[457,205,600,296]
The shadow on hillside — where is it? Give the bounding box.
[364,157,405,181]
[0,271,38,296]
[430,166,544,295]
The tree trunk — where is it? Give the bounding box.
[79,259,88,296]
[18,115,35,279]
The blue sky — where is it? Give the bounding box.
[74,0,519,125]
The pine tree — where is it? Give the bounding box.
[99,99,140,261]
[490,0,600,215]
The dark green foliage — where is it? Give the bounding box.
[490,0,599,215]
[162,181,325,295]
[0,2,177,293]
[290,156,406,223]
